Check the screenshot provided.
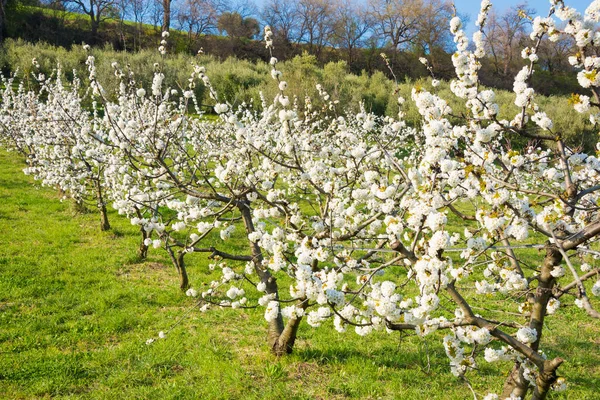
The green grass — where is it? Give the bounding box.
[0,149,599,399]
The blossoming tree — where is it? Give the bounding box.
[0,60,113,230]
[91,31,417,353]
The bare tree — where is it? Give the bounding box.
[115,0,129,50]
[64,0,117,39]
[330,0,372,64]
[222,0,257,19]
[261,0,300,43]
[368,0,423,50]
[483,4,535,77]
[150,0,163,31]
[128,0,149,50]
[537,32,575,73]
[414,0,453,70]
[296,0,334,58]
[175,0,220,48]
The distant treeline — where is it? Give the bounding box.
[0,0,585,96]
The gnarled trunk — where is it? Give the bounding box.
[166,246,189,291]
[501,363,529,399]
[502,244,562,399]
[136,209,148,259]
[238,198,302,355]
[138,229,149,259]
[95,180,110,231]
[271,299,308,356]
[532,359,564,400]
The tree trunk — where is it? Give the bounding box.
[95,181,110,231]
[99,201,110,231]
[119,18,127,51]
[89,11,99,43]
[532,359,563,399]
[530,245,561,351]
[502,243,562,398]
[238,199,301,355]
[136,209,149,259]
[177,251,189,290]
[0,0,7,43]
[501,363,529,399]
[138,227,149,259]
[271,299,308,356]
[166,246,189,291]
[162,0,171,32]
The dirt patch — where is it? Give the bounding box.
[143,262,168,270]
[291,361,320,380]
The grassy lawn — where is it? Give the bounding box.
[0,149,599,399]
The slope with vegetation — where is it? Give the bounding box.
[1,0,586,96]
[1,38,596,151]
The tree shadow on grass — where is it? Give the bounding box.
[295,341,447,372]
[0,210,16,220]
[0,179,28,192]
[546,334,600,391]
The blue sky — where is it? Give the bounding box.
[251,0,593,22]
[457,0,591,30]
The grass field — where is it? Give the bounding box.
[0,149,599,399]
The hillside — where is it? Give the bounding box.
[3,4,583,96]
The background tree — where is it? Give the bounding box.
[64,0,117,39]
[176,0,220,49]
[537,32,575,73]
[413,0,453,72]
[368,0,423,50]
[296,0,334,59]
[127,0,149,50]
[330,0,372,65]
[224,0,257,19]
[217,11,259,39]
[115,0,129,49]
[149,0,163,31]
[261,0,299,44]
[483,4,535,80]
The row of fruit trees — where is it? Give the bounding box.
[2,1,600,398]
